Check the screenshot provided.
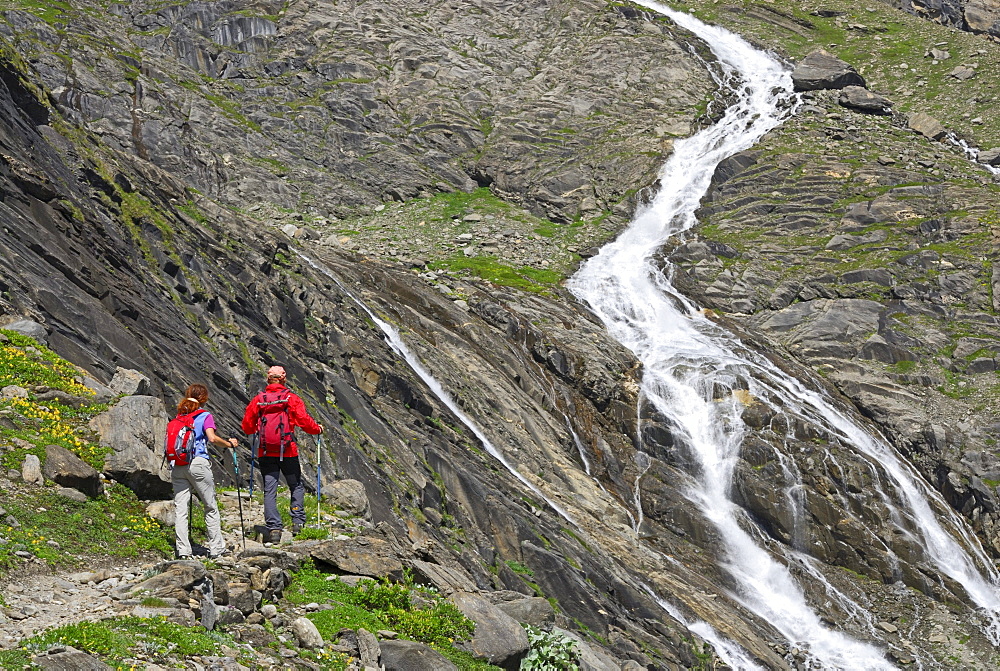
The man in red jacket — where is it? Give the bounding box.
[242,365,323,544]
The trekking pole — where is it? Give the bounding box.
[316,433,324,527]
[231,448,247,553]
[248,431,259,498]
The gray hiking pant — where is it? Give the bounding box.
[260,456,305,530]
[172,457,225,556]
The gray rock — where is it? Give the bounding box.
[107,367,150,396]
[82,376,115,402]
[791,49,866,91]
[43,444,104,497]
[357,627,380,668]
[129,561,208,601]
[948,65,976,80]
[838,86,892,115]
[908,112,948,141]
[260,603,278,619]
[146,500,175,526]
[1,385,29,399]
[495,596,555,628]
[309,537,403,579]
[978,148,1000,166]
[409,559,478,595]
[55,486,88,502]
[216,606,246,626]
[21,454,43,485]
[325,478,370,518]
[89,395,171,499]
[227,583,262,615]
[379,640,458,670]
[450,591,529,669]
[291,616,324,648]
[553,627,619,671]
[32,645,112,670]
[2,319,48,345]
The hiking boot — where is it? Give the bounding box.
[177,554,194,561]
[265,529,282,545]
[292,523,304,535]
[209,548,232,560]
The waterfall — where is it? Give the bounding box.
[569,0,1000,666]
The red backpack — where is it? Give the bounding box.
[165,409,206,467]
[256,392,294,458]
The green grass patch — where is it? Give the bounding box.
[0,484,173,573]
[888,360,918,374]
[286,563,476,653]
[430,256,562,293]
[0,617,248,669]
[0,330,95,395]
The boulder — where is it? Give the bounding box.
[107,367,150,396]
[32,645,111,670]
[43,444,103,497]
[357,627,380,667]
[291,616,324,648]
[494,597,555,628]
[146,500,176,526]
[325,478,371,518]
[838,86,892,115]
[2,319,48,345]
[908,112,947,141]
[450,591,529,669]
[553,627,620,671]
[409,559,478,595]
[228,582,262,615]
[129,560,208,600]
[791,49,866,91]
[56,487,88,502]
[89,395,171,499]
[1,385,29,399]
[21,454,43,485]
[309,537,404,579]
[379,640,458,670]
[978,148,1000,166]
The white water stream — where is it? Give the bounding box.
[568,0,1000,667]
[296,2,1000,667]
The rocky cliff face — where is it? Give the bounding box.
[3,0,1000,668]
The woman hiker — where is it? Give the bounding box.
[169,384,239,560]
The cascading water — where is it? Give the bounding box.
[569,0,1000,667]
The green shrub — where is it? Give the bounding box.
[521,625,580,670]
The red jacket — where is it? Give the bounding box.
[241,383,322,458]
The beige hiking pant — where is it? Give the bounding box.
[172,456,224,556]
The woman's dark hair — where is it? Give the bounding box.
[177,384,209,415]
